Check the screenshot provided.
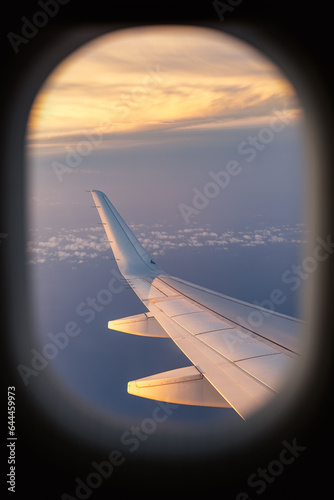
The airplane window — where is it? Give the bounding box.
[23,24,310,463]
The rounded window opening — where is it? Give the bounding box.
[25,25,308,460]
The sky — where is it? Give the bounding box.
[23,25,307,458]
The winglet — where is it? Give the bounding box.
[91,190,164,278]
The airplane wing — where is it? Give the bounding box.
[90,190,301,420]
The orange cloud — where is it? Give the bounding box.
[27,26,301,154]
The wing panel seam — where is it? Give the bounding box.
[158,276,298,355]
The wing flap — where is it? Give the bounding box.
[174,335,275,419]
[146,301,278,419]
[237,354,293,392]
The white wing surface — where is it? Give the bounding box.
[91,190,301,420]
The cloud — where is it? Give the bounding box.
[26,227,110,265]
[269,235,286,243]
[26,223,306,264]
[28,25,300,157]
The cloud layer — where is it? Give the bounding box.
[27,26,300,157]
[26,223,306,265]
[26,227,110,265]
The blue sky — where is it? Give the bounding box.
[23,26,306,457]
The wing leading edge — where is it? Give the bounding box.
[90,190,301,420]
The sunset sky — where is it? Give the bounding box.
[24,26,306,457]
[27,26,300,154]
